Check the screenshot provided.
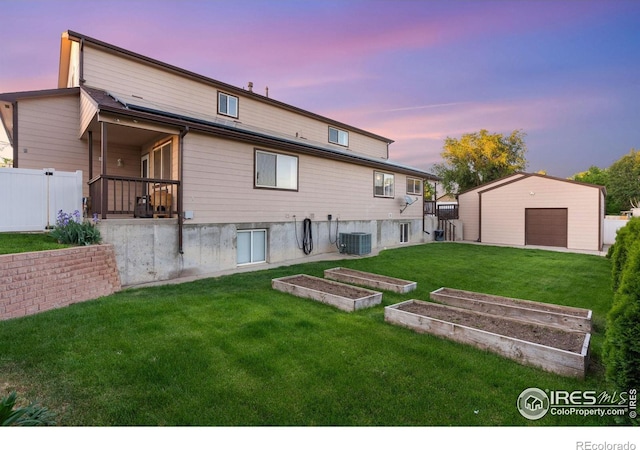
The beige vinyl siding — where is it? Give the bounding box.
[182,133,417,224]
[457,191,480,242]
[17,96,87,184]
[480,177,602,250]
[67,40,81,87]
[79,89,99,137]
[81,46,388,160]
[457,173,525,242]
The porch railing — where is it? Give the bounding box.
[438,218,457,242]
[424,200,436,215]
[88,175,180,219]
[424,201,459,220]
[437,204,459,220]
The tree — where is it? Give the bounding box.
[608,149,640,211]
[570,165,609,186]
[432,129,527,194]
[570,166,621,214]
[423,180,436,201]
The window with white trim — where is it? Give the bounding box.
[218,92,238,118]
[374,171,394,198]
[406,177,423,196]
[255,150,298,190]
[152,141,172,179]
[400,223,410,243]
[237,229,266,265]
[328,126,349,147]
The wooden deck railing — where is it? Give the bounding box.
[88,175,180,219]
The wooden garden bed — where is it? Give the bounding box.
[272,274,382,312]
[430,287,592,332]
[385,299,590,378]
[324,267,417,293]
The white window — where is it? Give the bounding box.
[374,171,394,198]
[328,126,349,147]
[152,141,172,179]
[407,177,423,196]
[218,92,238,118]
[255,150,298,190]
[400,223,410,243]
[237,229,266,265]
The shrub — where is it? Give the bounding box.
[603,224,640,396]
[609,217,640,291]
[49,210,101,246]
[0,391,56,426]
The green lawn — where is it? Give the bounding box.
[0,243,615,426]
[0,232,69,255]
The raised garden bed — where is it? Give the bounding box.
[385,299,590,378]
[430,287,592,332]
[272,274,382,312]
[324,267,417,293]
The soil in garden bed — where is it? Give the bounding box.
[329,268,411,284]
[435,288,590,317]
[398,301,586,353]
[284,275,375,299]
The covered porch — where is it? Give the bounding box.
[80,88,184,221]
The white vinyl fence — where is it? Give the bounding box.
[0,168,83,232]
[604,216,630,245]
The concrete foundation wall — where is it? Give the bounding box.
[98,217,428,286]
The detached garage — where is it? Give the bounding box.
[458,173,606,252]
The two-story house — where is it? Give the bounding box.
[0,30,438,285]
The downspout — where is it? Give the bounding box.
[178,126,189,254]
[598,189,603,251]
[12,102,18,167]
[477,192,482,242]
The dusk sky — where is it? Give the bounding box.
[1,0,639,177]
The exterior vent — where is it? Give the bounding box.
[339,232,371,255]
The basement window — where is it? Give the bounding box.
[237,229,267,265]
[218,92,238,118]
[400,223,410,243]
[328,126,349,147]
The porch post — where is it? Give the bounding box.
[88,130,93,180]
[100,122,108,219]
[178,127,189,254]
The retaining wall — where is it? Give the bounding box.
[0,244,121,320]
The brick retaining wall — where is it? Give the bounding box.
[0,244,121,320]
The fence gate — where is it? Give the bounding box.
[0,168,83,232]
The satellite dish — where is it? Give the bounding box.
[400,195,418,213]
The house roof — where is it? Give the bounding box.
[60,30,394,145]
[81,87,439,180]
[459,172,606,197]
